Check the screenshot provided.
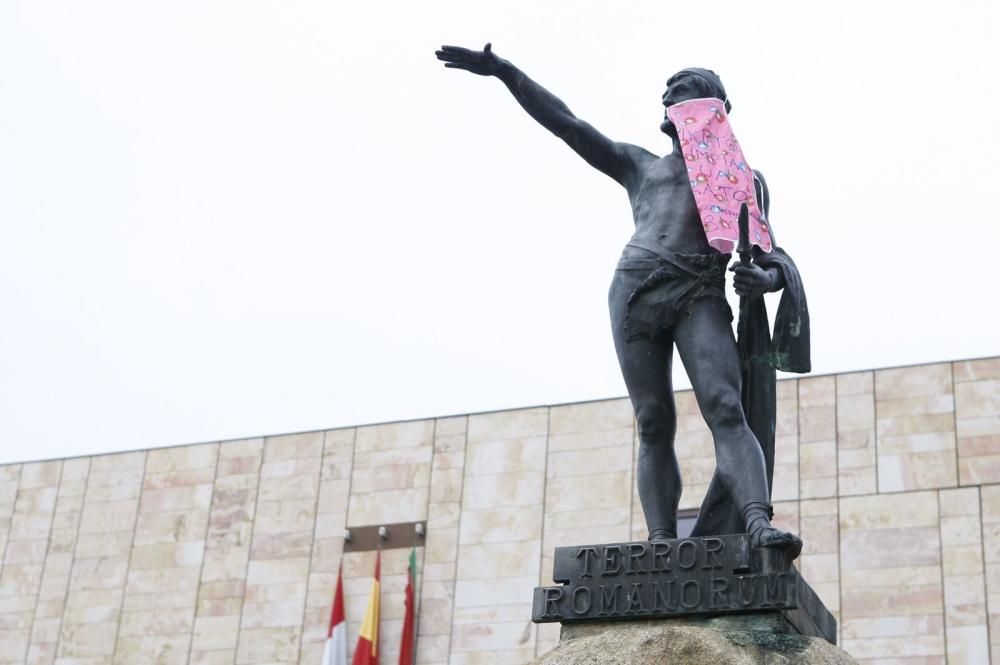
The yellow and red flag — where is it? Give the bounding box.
[352,551,380,665]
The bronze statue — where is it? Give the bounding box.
[436,43,811,557]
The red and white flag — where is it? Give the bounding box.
[322,563,347,665]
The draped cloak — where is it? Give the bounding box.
[689,245,812,537]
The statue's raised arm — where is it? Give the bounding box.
[435,43,649,189]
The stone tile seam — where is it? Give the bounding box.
[110,450,150,665]
[831,376,841,644]
[233,439,268,663]
[440,415,468,663]
[936,489,950,662]
[0,464,23,592]
[343,427,358,540]
[336,426,358,663]
[51,457,90,661]
[408,418,437,665]
[629,413,637,540]
[951,362,962,490]
[22,460,65,663]
[979,486,994,664]
[873,370,881,495]
[534,406,552,658]
[835,493,844,647]
[185,442,222,664]
[798,378,803,503]
[834,376,841,509]
[295,430,329,663]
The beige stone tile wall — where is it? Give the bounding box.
[0,463,23,658]
[939,488,990,664]
[417,416,467,665]
[0,461,61,663]
[837,372,877,496]
[954,358,1000,485]
[0,357,997,664]
[773,378,801,503]
[57,451,146,664]
[114,444,218,664]
[839,491,945,663]
[0,465,23,578]
[536,399,634,655]
[25,458,88,665]
[799,376,838,499]
[236,432,323,664]
[190,438,262,665]
[298,428,355,665]
[875,363,958,492]
[451,407,547,665]
[797,498,840,641]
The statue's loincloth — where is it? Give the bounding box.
[613,240,731,342]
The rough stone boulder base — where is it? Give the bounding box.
[529,617,858,665]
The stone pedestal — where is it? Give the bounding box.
[528,615,858,665]
[530,536,854,663]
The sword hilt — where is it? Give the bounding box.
[736,202,752,266]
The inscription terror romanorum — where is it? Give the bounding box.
[542,542,791,618]
[531,536,836,643]
[436,43,812,551]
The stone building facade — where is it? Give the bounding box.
[0,357,997,664]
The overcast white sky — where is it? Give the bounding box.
[2,0,998,464]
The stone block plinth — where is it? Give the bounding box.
[532,535,840,653]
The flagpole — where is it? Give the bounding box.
[410,527,419,665]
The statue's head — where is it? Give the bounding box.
[661,68,731,135]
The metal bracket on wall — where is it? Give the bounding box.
[342,520,426,553]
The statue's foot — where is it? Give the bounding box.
[648,528,676,543]
[750,524,803,560]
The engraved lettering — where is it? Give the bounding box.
[576,547,599,578]
[703,538,725,569]
[533,537,814,625]
[733,534,751,573]
[710,577,729,609]
[677,540,697,569]
[651,542,672,572]
[598,584,622,615]
[626,543,648,575]
[653,580,675,612]
[680,579,701,609]
[762,573,785,607]
[542,587,563,618]
[602,545,624,576]
[571,586,592,615]
[625,582,645,613]
[737,575,757,607]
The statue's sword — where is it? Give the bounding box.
[735,203,752,361]
[736,202,752,269]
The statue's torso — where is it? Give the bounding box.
[624,152,714,258]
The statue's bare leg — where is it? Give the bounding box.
[673,297,801,556]
[609,274,682,541]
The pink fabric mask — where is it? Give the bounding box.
[666,98,771,254]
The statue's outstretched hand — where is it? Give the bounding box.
[435,43,503,77]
